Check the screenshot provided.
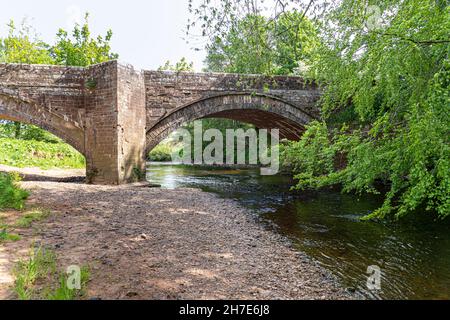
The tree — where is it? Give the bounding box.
[205,14,274,74]
[189,0,450,219]
[52,13,118,67]
[204,12,318,75]
[299,0,450,219]
[0,20,54,65]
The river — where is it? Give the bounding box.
[147,163,450,300]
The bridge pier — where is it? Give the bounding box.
[84,61,147,185]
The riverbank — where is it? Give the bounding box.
[0,138,85,169]
[0,166,350,300]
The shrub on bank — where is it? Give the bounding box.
[148,144,173,162]
[0,172,29,210]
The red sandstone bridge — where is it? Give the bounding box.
[0,61,320,184]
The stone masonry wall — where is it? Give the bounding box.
[144,71,321,129]
[0,64,86,153]
[0,64,86,124]
[83,61,119,184]
[117,64,146,183]
[0,62,321,185]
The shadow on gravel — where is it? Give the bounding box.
[21,174,85,183]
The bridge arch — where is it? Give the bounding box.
[0,94,85,156]
[146,93,316,153]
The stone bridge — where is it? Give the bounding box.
[0,61,320,184]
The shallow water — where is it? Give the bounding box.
[147,163,450,300]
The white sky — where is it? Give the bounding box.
[0,0,207,71]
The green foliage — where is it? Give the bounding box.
[15,208,50,228]
[183,119,258,163]
[52,13,118,67]
[205,14,273,74]
[14,246,57,300]
[149,143,174,162]
[196,9,320,167]
[158,57,195,72]
[0,14,118,67]
[290,0,450,219]
[46,266,90,300]
[150,118,263,164]
[0,122,60,142]
[0,172,29,210]
[132,166,146,182]
[0,20,54,64]
[204,12,318,75]
[0,138,85,169]
[0,229,21,243]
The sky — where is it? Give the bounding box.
[0,0,207,71]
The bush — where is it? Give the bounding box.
[0,172,29,210]
[148,144,173,162]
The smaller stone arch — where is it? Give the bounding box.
[146,93,316,153]
[0,94,85,156]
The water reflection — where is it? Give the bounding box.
[147,163,450,300]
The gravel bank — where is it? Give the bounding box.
[1,167,351,300]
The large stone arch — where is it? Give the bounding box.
[0,94,85,156]
[146,93,317,153]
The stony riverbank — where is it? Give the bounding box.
[0,166,351,300]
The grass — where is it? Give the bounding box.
[14,246,57,300]
[14,245,90,300]
[1,200,89,300]
[0,137,85,169]
[0,229,21,242]
[0,207,51,243]
[0,212,21,243]
[0,172,29,210]
[46,266,90,300]
[15,208,51,228]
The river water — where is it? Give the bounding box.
[147,163,450,300]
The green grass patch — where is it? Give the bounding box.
[0,207,51,243]
[46,266,90,300]
[0,138,85,169]
[15,208,51,228]
[14,246,57,300]
[0,229,21,243]
[0,172,29,210]
[14,246,90,300]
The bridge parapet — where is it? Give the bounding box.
[0,63,86,126]
[144,70,321,127]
